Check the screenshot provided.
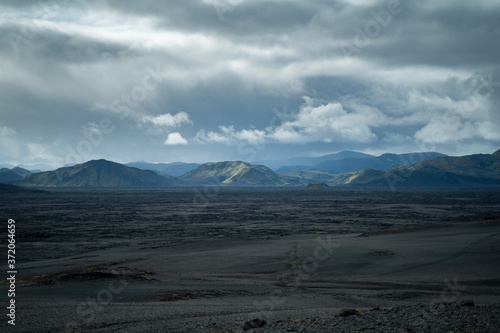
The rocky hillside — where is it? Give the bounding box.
[180,161,287,186]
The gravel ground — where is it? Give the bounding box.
[149,302,500,333]
[256,303,500,333]
[2,191,500,332]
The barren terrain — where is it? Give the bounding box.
[1,189,500,332]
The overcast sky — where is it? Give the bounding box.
[1,0,499,169]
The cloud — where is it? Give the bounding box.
[1,0,499,166]
[195,97,384,145]
[415,113,500,144]
[271,97,384,143]
[233,128,268,145]
[194,81,500,152]
[141,112,192,128]
[164,132,188,146]
[195,126,237,145]
[0,126,16,137]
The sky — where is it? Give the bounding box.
[1,0,500,170]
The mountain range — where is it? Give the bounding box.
[324,150,500,189]
[11,159,178,188]
[0,167,32,182]
[125,161,200,177]
[260,150,374,170]
[275,152,446,174]
[3,149,500,189]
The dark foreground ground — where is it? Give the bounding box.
[1,188,500,332]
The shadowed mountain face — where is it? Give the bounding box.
[12,160,178,188]
[125,162,200,177]
[11,167,32,177]
[316,152,446,173]
[0,168,23,182]
[332,150,500,189]
[180,161,287,186]
[277,152,446,174]
[0,166,32,182]
[262,150,375,170]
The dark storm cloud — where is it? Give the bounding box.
[0,0,47,8]
[0,24,136,63]
[100,0,319,35]
[358,1,500,68]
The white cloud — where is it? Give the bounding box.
[196,126,270,145]
[411,88,500,145]
[164,132,188,145]
[24,143,63,164]
[193,86,500,150]
[477,122,500,141]
[142,112,192,128]
[415,117,500,144]
[234,128,268,145]
[415,119,475,144]
[194,97,385,145]
[272,97,383,143]
[0,126,16,137]
[195,126,237,144]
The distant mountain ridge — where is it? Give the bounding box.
[276,152,446,174]
[11,167,32,177]
[3,149,499,189]
[12,159,178,188]
[283,150,374,167]
[180,161,287,186]
[125,161,200,177]
[316,152,445,172]
[0,166,32,182]
[329,150,500,189]
[260,150,374,170]
[0,168,23,182]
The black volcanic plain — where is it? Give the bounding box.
[1,188,500,332]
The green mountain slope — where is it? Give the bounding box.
[180,161,287,186]
[12,159,178,188]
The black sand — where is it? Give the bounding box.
[1,189,499,332]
